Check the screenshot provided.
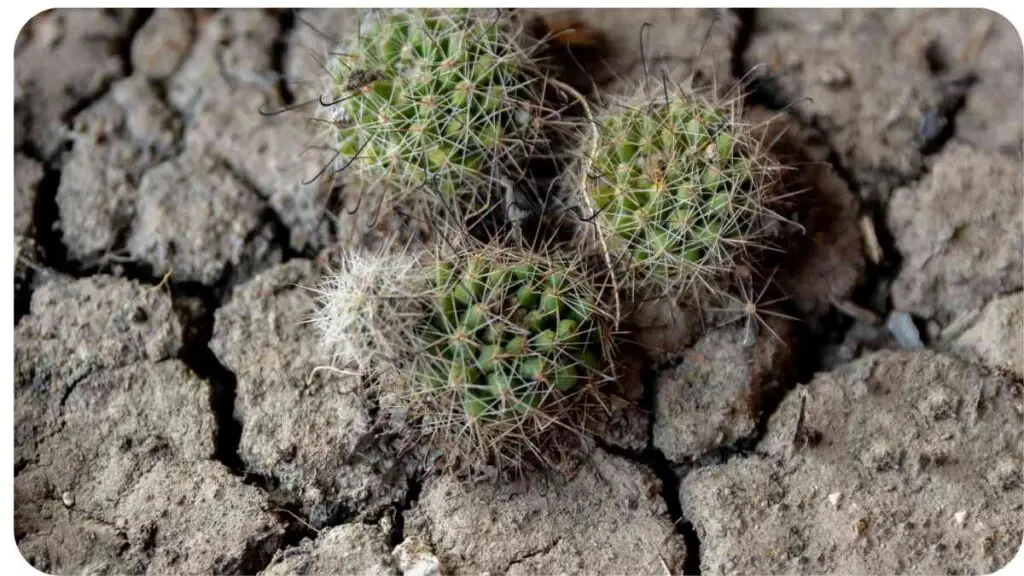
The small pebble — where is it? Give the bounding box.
[819,63,851,88]
[954,510,967,526]
[61,491,75,508]
[886,312,924,349]
[828,492,843,510]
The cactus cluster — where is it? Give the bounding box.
[308,9,791,473]
[312,244,613,469]
[320,9,546,221]
[579,90,782,300]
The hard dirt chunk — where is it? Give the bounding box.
[202,111,342,253]
[262,523,398,576]
[57,76,183,263]
[628,297,702,364]
[405,448,686,575]
[14,8,136,156]
[888,143,1022,324]
[14,236,40,320]
[285,9,363,101]
[114,460,286,574]
[953,292,1024,378]
[131,9,195,80]
[167,9,280,116]
[210,261,408,527]
[127,151,276,285]
[16,360,215,502]
[14,361,226,574]
[15,274,182,386]
[680,350,1024,575]
[14,274,183,472]
[173,8,341,253]
[744,9,949,201]
[912,9,1023,158]
[654,320,795,462]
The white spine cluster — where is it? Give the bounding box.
[310,249,425,373]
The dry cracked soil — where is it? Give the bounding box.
[12,8,1024,576]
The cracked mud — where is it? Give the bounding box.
[13,8,1023,575]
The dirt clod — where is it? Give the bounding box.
[405,448,686,575]
[264,523,398,576]
[681,350,1024,575]
[654,319,796,461]
[889,143,1022,324]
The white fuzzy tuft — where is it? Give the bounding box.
[310,250,425,373]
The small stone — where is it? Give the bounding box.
[886,312,924,349]
[953,511,967,526]
[61,491,74,508]
[393,538,441,576]
[827,492,842,510]
[819,63,851,88]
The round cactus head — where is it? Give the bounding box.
[320,9,546,222]
[579,89,784,300]
[312,244,615,472]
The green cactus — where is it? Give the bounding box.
[577,89,783,301]
[311,243,615,471]
[320,8,546,222]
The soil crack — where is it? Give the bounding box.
[505,537,564,571]
[271,8,297,106]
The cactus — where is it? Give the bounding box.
[575,87,784,303]
[311,243,615,471]
[319,9,549,224]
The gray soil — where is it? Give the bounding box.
[13,8,1023,575]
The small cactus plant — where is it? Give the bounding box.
[576,87,784,302]
[311,243,615,471]
[319,8,549,223]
